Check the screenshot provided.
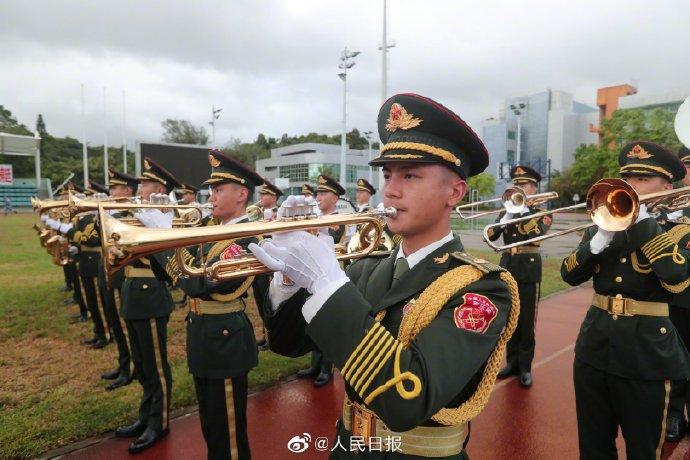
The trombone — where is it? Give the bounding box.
[483,178,690,252]
[455,187,557,220]
[99,203,397,283]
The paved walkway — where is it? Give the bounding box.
[58,286,689,459]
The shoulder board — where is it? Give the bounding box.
[670,216,690,225]
[666,223,690,244]
[450,251,504,274]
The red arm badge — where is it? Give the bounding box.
[453,293,498,334]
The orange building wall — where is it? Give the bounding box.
[593,84,637,144]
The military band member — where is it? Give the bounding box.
[177,183,200,205]
[489,165,551,388]
[294,174,348,388]
[139,150,269,459]
[251,93,519,458]
[355,178,376,213]
[114,158,179,453]
[257,180,283,220]
[47,180,111,348]
[561,141,690,459]
[665,145,690,442]
[301,183,316,198]
[98,169,140,391]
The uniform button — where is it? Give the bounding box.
[620,257,627,263]
[615,294,623,299]
[660,327,667,334]
[512,234,517,237]
[142,284,148,289]
[615,276,622,283]
[222,329,229,336]
[612,315,618,320]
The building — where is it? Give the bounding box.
[255,142,380,202]
[481,89,598,194]
[618,89,688,113]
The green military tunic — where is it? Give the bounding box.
[487,206,551,373]
[67,212,109,341]
[151,217,269,459]
[561,216,690,458]
[665,207,690,424]
[264,236,516,458]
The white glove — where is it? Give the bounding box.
[589,227,614,254]
[635,203,650,223]
[134,209,174,228]
[68,245,79,255]
[263,209,275,221]
[40,214,49,223]
[248,231,347,294]
[376,202,385,212]
[499,212,515,224]
[59,222,73,234]
[46,218,61,230]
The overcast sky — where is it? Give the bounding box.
[1,0,688,149]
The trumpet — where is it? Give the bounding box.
[99,203,397,282]
[483,178,690,251]
[45,234,70,266]
[68,193,208,227]
[31,197,69,216]
[455,187,558,220]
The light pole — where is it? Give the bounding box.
[122,90,127,174]
[103,87,108,184]
[81,83,88,184]
[379,0,396,103]
[363,130,373,183]
[338,47,360,187]
[510,103,526,164]
[209,105,222,146]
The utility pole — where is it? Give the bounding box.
[363,130,373,183]
[81,84,88,184]
[510,103,526,164]
[338,47,360,186]
[379,0,396,103]
[210,105,222,145]
[103,87,108,184]
[122,90,127,174]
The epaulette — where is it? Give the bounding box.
[670,216,690,225]
[450,251,504,274]
[666,223,690,244]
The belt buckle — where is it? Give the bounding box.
[188,298,199,314]
[351,404,376,448]
[608,297,627,316]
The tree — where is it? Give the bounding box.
[466,172,495,200]
[160,119,209,145]
[0,105,32,135]
[36,114,46,136]
[600,108,681,151]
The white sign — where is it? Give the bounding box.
[0,164,13,185]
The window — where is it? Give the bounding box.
[507,131,516,140]
[279,164,309,181]
[507,150,515,163]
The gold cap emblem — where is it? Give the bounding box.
[386,103,423,133]
[357,179,364,185]
[514,166,526,175]
[108,170,114,178]
[209,154,221,168]
[318,175,327,184]
[627,144,652,159]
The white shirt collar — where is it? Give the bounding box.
[395,231,455,270]
[667,210,683,221]
[223,214,248,225]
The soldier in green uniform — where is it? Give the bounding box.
[250,93,519,458]
[665,145,690,441]
[561,141,690,459]
[114,157,179,453]
[294,174,348,388]
[48,180,111,348]
[302,183,316,198]
[138,150,269,459]
[257,180,283,220]
[489,165,552,388]
[355,178,376,213]
[177,183,200,205]
[98,169,140,391]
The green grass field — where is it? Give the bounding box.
[0,213,570,458]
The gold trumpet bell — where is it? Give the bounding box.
[587,178,638,232]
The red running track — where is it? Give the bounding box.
[61,286,690,459]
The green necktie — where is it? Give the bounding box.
[393,257,410,284]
